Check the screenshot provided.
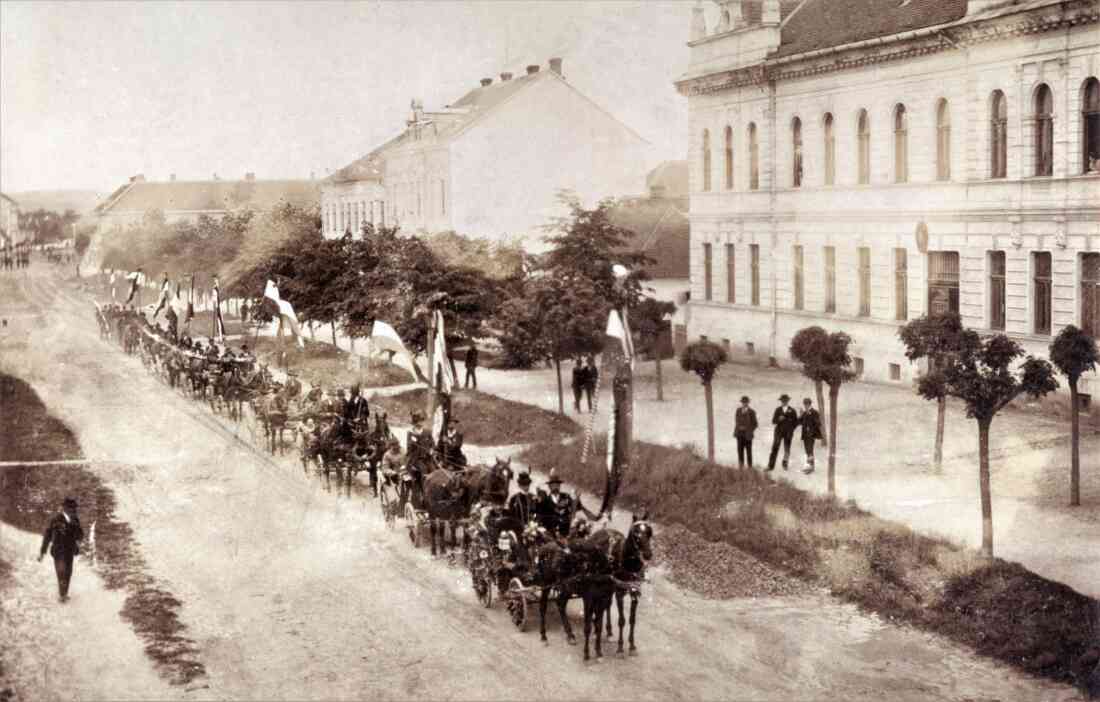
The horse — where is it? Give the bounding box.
[462,457,514,507]
[532,533,616,661]
[422,461,473,558]
[595,514,654,656]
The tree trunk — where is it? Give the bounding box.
[934,395,946,469]
[331,321,337,347]
[554,358,564,415]
[978,418,994,557]
[828,383,839,495]
[1070,378,1081,507]
[815,379,828,447]
[655,354,664,402]
[704,380,715,462]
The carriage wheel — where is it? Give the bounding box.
[405,503,421,547]
[507,578,528,631]
[473,568,493,608]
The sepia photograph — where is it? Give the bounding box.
[1,1,1098,700]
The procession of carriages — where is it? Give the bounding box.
[94,299,654,661]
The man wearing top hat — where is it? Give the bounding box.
[38,497,84,602]
[767,394,800,471]
[733,395,758,468]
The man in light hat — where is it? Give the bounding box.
[767,394,799,471]
[38,497,84,602]
[733,395,758,468]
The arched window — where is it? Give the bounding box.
[936,99,951,181]
[990,90,1007,179]
[823,113,836,186]
[792,117,803,187]
[894,104,908,183]
[748,123,759,190]
[857,110,870,184]
[724,126,734,189]
[701,129,712,192]
[1034,84,1053,176]
[1082,78,1100,173]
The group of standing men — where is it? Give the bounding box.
[733,393,823,474]
[570,357,599,413]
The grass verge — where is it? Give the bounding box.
[372,388,579,445]
[518,435,1100,691]
[0,373,205,686]
[249,336,414,389]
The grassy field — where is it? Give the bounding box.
[518,436,1099,691]
[248,336,414,389]
[372,388,579,445]
[0,373,204,686]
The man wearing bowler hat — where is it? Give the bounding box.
[38,497,84,602]
[767,394,799,471]
[734,395,758,468]
[800,397,823,474]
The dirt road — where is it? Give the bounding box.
[0,266,1080,701]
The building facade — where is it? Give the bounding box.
[323,59,650,249]
[677,0,1100,396]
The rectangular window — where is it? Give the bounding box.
[889,363,901,381]
[725,244,735,303]
[894,248,908,321]
[703,243,713,301]
[858,247,871,317]
[1082,253,1100,337]
[750,244,760,306]
[852,357,865,377]
[793,245,804,310]
[1033,252,1052,335]
[824,246,836,313]
[379,202,386,227]
[928,251,960,316]
[989,251,1006,331]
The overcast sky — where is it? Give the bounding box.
[0,1,694,195]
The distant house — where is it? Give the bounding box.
[0,193,24,245]
[322,58,650,249]
[93,173,321,234]
[610,161,691,349]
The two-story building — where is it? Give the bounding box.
[677,0,1100,398]
[322,58,650,249]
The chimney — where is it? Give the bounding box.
[548,57,563,76]
[129,174,146,183]
[690,2,707,41]
[526,64,540,75]
[245,172,255,182]
[500,71,513,81]
[169,173,176,182]
[480,77,493,87]
[761,0,780,24]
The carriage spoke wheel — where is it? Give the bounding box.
[507,578,527,631]
[405,503,420,547]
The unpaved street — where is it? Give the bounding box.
[1,266,1080,701]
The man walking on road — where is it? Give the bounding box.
[582,357,598,413]
[800,397,823,474]
[38,497,84,602]
[464,345,479,390]
[733,395,758,468]
[571,359,584,412]
[766,394,799,471]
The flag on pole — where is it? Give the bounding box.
[152,273,170,319]
[212,277,226,340]
[369,319,419,379]
[432,310,455,394]
[605,309,635,369]
[170,280,187,321]
[124,269,142,305]
[263,280,305,348]
[184,275,195,325]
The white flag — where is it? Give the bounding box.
[606,309,635,369]
[263,279,305,348]
[433,310,455,394]
[369,319,419,380]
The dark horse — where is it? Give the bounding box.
[599,514,654,656]
[533,533,616,662]
[421,457,513,557]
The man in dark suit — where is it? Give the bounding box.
[438,418,466,468]
[767,394,800,471]
[344,383,369,427]
[464,346,479,390]
[583,357,598,413]
[800,398,823,474]
[571,359,584,412]
[38,497,84,602]
[733,395,758,468]
[507,472,535,527]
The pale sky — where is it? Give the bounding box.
[0,1,695,195]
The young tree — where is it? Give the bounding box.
[921,332,1058,556]
[633,297,676,401]
[898,312,967,469]
[1049,325,1099,507]
[790,326,855,495]
[680,340,728,461]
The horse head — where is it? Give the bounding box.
[488,457,513,501]
[628,510,654,564]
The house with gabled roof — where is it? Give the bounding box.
[322,58,650,249]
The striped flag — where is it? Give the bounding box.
[124,269,143,305]
[152,273,170,319]
[212,277,226,340]
[263,280,305,348]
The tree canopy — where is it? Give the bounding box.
[680,340,728,385]
[790,326,856,388]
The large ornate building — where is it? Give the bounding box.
[677,0,1100,397]
[322,58,650,249]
